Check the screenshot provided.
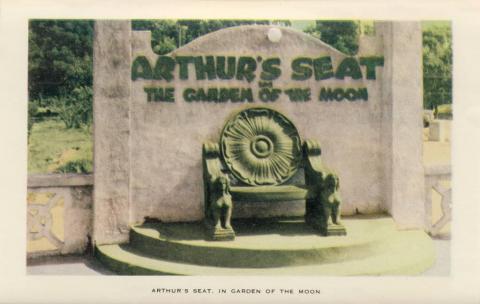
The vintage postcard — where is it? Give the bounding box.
[1,0,479,303]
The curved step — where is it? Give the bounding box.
[95,229,435,275]
[129,217,400,268]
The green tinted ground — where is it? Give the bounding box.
[28,119,92,173]
[421,20,451,30]
[96,217,435,275]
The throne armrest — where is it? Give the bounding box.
[202,141,228,184]
[202,141,230,216]
[303,139,331,185]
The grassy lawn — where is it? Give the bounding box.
[28,119,93,174]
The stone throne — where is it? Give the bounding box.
[202,107,347,241]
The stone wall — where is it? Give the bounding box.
[93,21,425,244]
[93,21,132,244]
[378,22,425,229]
[128,25,386,224]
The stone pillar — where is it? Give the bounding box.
[378,21,425,229]
[93,21,131,245]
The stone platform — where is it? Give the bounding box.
[95,216,435,275]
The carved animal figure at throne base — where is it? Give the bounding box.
[324,174,342,225]
[306,172,346,236]
[204,176,235,241]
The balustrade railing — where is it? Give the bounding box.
[27,174,93,258]
[424,165,452,238]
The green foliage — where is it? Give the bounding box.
[154,36,177,55]
[50,86,93,129]
[132,20,179,54]
[423,24,452,109]
[132,20,271,55]
[29,20,93,101]
[302,20,452,110]
[360,21,375,35]
[29,20,94,129]
[28,101,39,139]
[54,159,92,174]
[304,21,360,55]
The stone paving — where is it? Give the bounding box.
[27,254,114,275]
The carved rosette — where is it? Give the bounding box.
[220,108,302,185]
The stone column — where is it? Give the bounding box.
[93,21,132,245]
[378,21,425,229]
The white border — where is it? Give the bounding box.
[1,0,479,303]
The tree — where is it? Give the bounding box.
[29,20,94,101]
[422,25,452,109]
[132,20,179,53]
[29,20,94,128]
[132,19,272,55]
[304,21,360,55]
[51,86,93,129]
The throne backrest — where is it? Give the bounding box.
[219,107,303,186]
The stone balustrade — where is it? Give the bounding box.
[424,165,452,238]
[27,174,93,258]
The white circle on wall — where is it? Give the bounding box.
[267,28,282,43]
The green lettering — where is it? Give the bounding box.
[144,87,155,101]
[216,56,236,80]
[219,88,230,102]
[176,56,194,80]
[260,58,281,80]
[165,88,175,102]
[236,57,256,82]
[359,57,384,80]
[230,88,240,102]
[319,87,334,101]
[335,57,362,80]
[334,88,344,101]
[345,88,357,101]
[313,56,334,80]
[240,88,253,102]
[358,87,368,101]
[183,88,195,102]
[153,56,175,81]
[285,88,310,102]
[197,88,207,101]
[207,88,219,102]
[291,57,313,80]
[153,88,163,101]
[132,56,153,80]
[195,56,216,80]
